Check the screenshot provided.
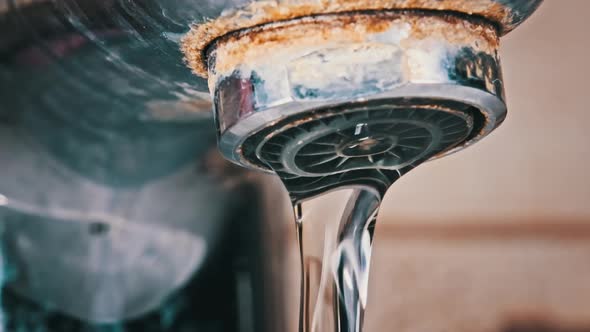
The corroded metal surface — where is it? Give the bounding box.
[182,0,543,77]
[205,12,506,173]
[179,2,543,181]
[208,12,499,86]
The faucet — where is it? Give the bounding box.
[0,1,543,331]
[182,0,543,198]
[180,1,544,331]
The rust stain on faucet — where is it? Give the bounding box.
[181,0,510,77]
[201,12,498,86]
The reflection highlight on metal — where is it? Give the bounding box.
[0,0,249,325]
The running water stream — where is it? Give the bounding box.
[294,188,381,332]
[249,99,476,332]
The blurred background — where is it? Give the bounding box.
[1,1,589,332]
[364,1,590,331]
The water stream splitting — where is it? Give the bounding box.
[181,1,543,331]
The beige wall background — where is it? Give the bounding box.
[378,0,590,225]
[362,3,590,331]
